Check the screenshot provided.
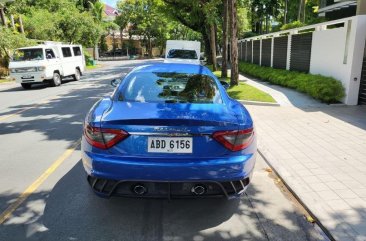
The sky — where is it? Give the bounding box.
[101,0,118,8]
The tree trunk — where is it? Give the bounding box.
[202,31,212,65]
[221,0,228,78]
[0,7,7,27]
[284,0,288,24]
[19,16,24,34]
[10,15,15,30]
[229,0,239,86]
[298,0,302,22]
[209,24,217,71]
[120,28,123,54]
[148,37,152,58]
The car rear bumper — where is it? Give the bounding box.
[82,148,256,199]
[87,176,251,199]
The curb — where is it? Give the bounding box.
[239,100,280,106]
[257,149,335,241]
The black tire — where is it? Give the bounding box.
[50,72,61,87]
[73,68,81,81]
[21,83,32,89]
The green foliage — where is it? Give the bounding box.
[239,62,345,103]
[6,0,105,47]
[280,21,306,30]
[0,27,36,66]
[227,82,276,102]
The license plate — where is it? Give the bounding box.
[148,137,192,153]
[22,75,33,79]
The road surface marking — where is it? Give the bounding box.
[0,139,81,224]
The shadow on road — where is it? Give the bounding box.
[0,159,327,241]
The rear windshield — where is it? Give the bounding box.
[167,49,198,59]
[12,48,44,61]
[121,72,222,104]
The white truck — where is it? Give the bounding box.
[9,42,85,89]
[164,40,201,65]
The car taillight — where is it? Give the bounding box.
[212,128,254,151]
[84,124,129,149]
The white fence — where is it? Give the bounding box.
[238,15,366,105]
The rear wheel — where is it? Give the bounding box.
[21,83,32,89]
[50,72,61,87]
[73,68,81,81]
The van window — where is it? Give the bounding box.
[62,47,72,58]
[73,47,82,56]
[167,49,198,59]
[13,48,44,61]
[45,49,56,59]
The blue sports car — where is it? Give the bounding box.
[81,63,256,199]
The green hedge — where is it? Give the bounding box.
[239,62,345,103]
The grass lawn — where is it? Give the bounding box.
[0,78,13,84]
[86,64,102,70]
[211,68,276,103]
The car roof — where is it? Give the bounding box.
[132,63,214,76]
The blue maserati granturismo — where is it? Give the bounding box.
[81,63,256,199]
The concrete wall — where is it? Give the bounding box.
[239,15,366,105]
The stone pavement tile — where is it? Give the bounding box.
[325,181,348,190]
[337,190,360,199]
[341,180,366,189]
[309,168,329,176]
[317,174,338,183]
[245,104,366,241]
[344,198,366,209]
[353,189,366,199]
[327,199,352,211]
[310,182,330,192]
[316,190,340,201]
[301,175,321,184]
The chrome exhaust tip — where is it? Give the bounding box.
[133,184,147,195]
[191,185,206,195]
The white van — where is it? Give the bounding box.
[164,40,201,65]
[9,42,85,89]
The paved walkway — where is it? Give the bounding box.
[243,75,366,241]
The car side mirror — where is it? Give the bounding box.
[111,78,121,87]
[200,56,205,60]
[220,81,229,90]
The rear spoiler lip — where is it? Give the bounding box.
[101,119,239,127]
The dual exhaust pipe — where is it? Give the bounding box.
[132,184,207,196]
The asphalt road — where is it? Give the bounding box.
[0,60,327,241]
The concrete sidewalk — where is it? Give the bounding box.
[243,76,366,241]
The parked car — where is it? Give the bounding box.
[164,40,201,65]
[81,63,256,199]
[9,42,85,89]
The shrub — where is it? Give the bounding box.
[0,67,8,78]
[280,21,306,31]
[239,62,345,103]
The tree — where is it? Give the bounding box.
[230,0,239,86]
[221,0,228,78]
[0,27,36,66]
[117,0,172,57]
[89,0,104,22]
[162,0,215,64]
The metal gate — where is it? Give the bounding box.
[358,41,366,105]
